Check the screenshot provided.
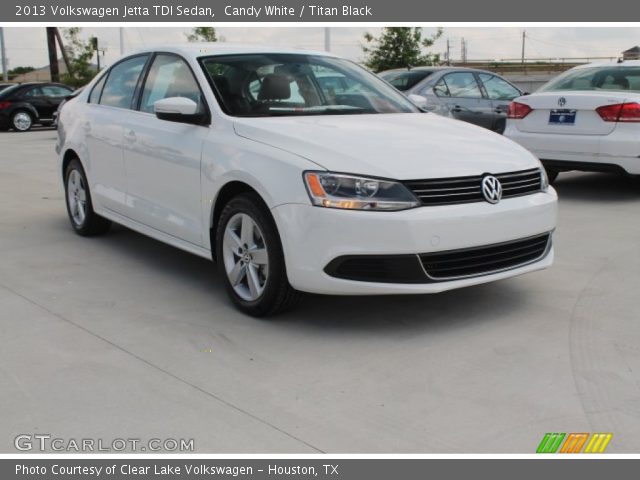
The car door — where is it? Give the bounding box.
[122,53,209,246]
[84,54,149,215]
[40,85,73,117]
[477,73,522,133]
[20,86,50,119]
[432,72,495,129]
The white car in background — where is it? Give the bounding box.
[56,44,557,317]
[505,60,640,183]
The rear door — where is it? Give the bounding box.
[20,86,49,119]
[433,72,495,129]
[84,54,149,214]
[477,73,522,133]
[514,91,628,136]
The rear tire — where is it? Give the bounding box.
[215,192,301,317]
[64,158,112,236]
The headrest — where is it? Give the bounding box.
[257,74,291,101]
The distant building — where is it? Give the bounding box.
[622,46,640,61]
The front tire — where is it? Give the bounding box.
[11,110,34,132]
[215,193,301,317]
[64,158,111,236]
[545,166,560,184]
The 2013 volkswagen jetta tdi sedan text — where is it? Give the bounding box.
[56,45,557,316]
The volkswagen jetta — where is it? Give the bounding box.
[56,45,557,316]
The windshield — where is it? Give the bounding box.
[200,53,419,117]
[540,66,640,93]
[379,70,434,91]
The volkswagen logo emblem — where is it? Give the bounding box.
[482,175,503,204]
[558,97,566,107]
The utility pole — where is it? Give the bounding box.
[521,30,526,64]
[0,27,8,82]
[46,27,59,82]
[446,38,451,66]
[53,28,72,77]
[324,27,331,52]
[119,27,124,55]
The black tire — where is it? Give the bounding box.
[215,192,301,317]
[11,110,34,132]
[544,166,560,185]
[64,158,112,236]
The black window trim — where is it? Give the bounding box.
[134,51,211,125]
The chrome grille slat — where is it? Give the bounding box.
[404,168,542,206]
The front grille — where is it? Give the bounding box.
[324,255,427,284]
[403,168,543,206]
[419,233,551,280]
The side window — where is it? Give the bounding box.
[23,87,44,98]
[100,55,148,109]
[139,54,203,114]
[479,74,521,100]
[432,78,450,97]
[41,86,72,97]
[88,74,107,104]
[440,72,483,99]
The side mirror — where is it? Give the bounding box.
[407,94,429,110]
[154,97,206,125]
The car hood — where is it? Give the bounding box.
[233,113,540,179]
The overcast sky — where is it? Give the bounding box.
[2,26,639,70]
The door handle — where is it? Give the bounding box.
[124,130,136,142]
[494,108,506,114]
[451,105,463,113]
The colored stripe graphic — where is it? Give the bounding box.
[584,433,613,453]
[560,433,589,453]
[537,433,565,453]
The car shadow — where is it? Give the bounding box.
[85,223,532,334]
[553,171,640,203]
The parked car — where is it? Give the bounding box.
[53,87,83,128]
[0,82,74,131]
[505,60,640,183]
[56,45,557,316]
[379,67,524,133]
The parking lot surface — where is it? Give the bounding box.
[1,130,639,453]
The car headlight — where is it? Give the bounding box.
[303,172,419,211]
[540,167,549,192]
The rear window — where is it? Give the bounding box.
[540,66,640,93]
[379,70,434,91]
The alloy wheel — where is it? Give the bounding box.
[222,213,269,301]
[67,169,87,226]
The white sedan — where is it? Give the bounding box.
[56,44,557,316]
[505,60,640,183]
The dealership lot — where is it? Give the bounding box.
[1,130,639,453]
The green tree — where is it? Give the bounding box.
[60,28,98,88]
[8,66,36,76]
[362,27,443,72]
[186,27,218,43]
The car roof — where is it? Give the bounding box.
[126,43,340,60]
[379,66,496,75]
[572,59,640,70]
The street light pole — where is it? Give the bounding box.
[0,27,8,82]
[324,27,331,52]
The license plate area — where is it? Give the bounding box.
[549,109,577,125]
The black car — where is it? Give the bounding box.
[0,83,14,92]
[0,82,74,131]
[379,67,524,134]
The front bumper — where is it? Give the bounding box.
[271,191,557,295]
